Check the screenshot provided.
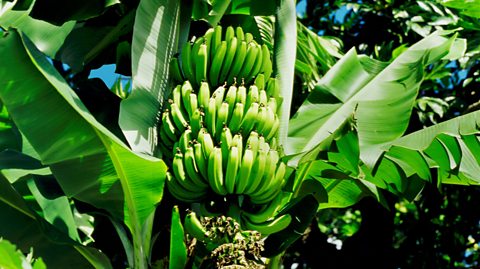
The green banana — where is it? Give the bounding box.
[260,44,273,79]
[258,105,275,137]
[255,105,267,134]
[242,213,292,235]
[184,211,208,241]
[266,77,279,98]
[212,85,226,109]
[169,101,188,133]
[246,131,260,156]
[235,26,245,41]
[172,85,182,108]
[225,26,235,42]
[258,135,270,152]
[161,111,178,142]
[198,128,215,159]
[205,97,216,136]
[240,102,259,135]
[169,56,183,82]
[184,146,209,187]
[254,73,265,91]
[266,114,280,141]
[237,42,259,82]
[159,125,175,148]
[181,81,193,114]
[181,41,194,82]
[159,142,174,160]
[244,149,267,195]
[215,102,229,140]
[226,40,247,85]
[245,32,254,43]
[228,102,244,133]
[236,83,247,105]
[190,107,203,135]
[231,133,243,162]
[235,147,254,194]
[172,150,202,192]
[225,146,240,194]
[203,28,214,64]
[242,191,285,223]
[259,88,268,106]
[179,127,192,153]
[220,126,233,167]
[209,40,227,87]
[198,81,210,109]
[218,37,238,85]
[245,45,263,84]
[193,141,208,179]
[211,25,222,63]
[166,172,206,202]
[208,147,227,195]
[245,84,259,109]
[224,84,237,118]
[267,96,278,114]
[251,149,278,195]
[195,43,208,86]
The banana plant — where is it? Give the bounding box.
[1,0,480,268]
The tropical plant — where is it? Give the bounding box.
[0,0,479,268]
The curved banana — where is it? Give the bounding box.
[225,146,240,194]
[193,141,208,179]
[169,56,183,82]
[245,84,259,109]
[166,172,206,202]
[254,73,265,91]
[208,147,227,195]
[209,40,227,87]
[161,111,178,142]
[226,40,247,85]
[184,146,209,188]
[210,25,222,63]
[172,150,202,193]
[266,77,279,98]
[228,102,244,133]
[260,44,273,79]
[266,114,280,141]
[241,213,292,235]
[179,127,192,153]
[245,32,254,43]
[255,105,268,134]
[215,102,229,139]
[242,191,284,223]
[203,28,214,63]
[240,102,259,135]
[184,211,209,241]
[224,84,237,118]
[237,42,259,83]
[243,149,267,195]
[159,126,175,148]
[250,149,278,196]
[169,101,188,133]
[198,128,215,159]
[220,126,233,167]
[259,88,268,106]
[205,97,217,136]
[246,131,260,156]
[235,147,254,194]
[212,85,226,110]
[181,41,194,82]
[267,96,278,114]
[235,26,245,41]
[218,37,238,84]
[181,81,194,117]
[235,83,247,105]
[246,45,263,84]
[258,106,274,137]
[172,85,182,108]
[190,107,203,135]
[231,133,243,161]
[198,81,211,109]
[195,43,208,86]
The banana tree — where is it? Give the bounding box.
[1,0,479,268]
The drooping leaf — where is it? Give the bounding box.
[286,30,463,168]
[119,0,183,155]
[29,0,120,26]
[169,206,187,269]
[225,0,276,16]
[274,0,296,147]
[0,174,112,268]
[440,0,480,18]
[0,30,167,267]
[0,6,75,58]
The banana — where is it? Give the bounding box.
[190,36,204,84]
[220,126,233,168]
[159,125,175,147]
[251,149,278,195]
[209,40,227,87]
[190,107,203,135]
[205,97,217,136]
[179,127,192,153]
[193,140,208,179]
[258,135,270,152]
[208,147,227,195]
[241,213,292,235]
[258,105,275,137]
[169,56,183,82]
[225,26,235,42]
[172,85,182,107]
[218,37,238,85]
[198,128,215,159]
[169,101,188,133]
[267,96,278,114]
[246,131,260,156]
[172,150,202,192]
[259,88,268,106]
[231,133,243,162]
[240,102,259,135]
[254,161,285,204]
[266,77,279,98]
[242,191,285,223]
[235,26,245,41]
[181,41,194,82]
[161,111,178,142]
[235,147,254,194]
[245,84,259,109]
[166,172,206,202]
[255,105,268,133]
[266,114,280,141]
[215,102,229,140]
[243,149,267,195]
[195,43,208,86]
[181,81,194,118]
[184,211,208,241]
[228,102,244,133]
[187,93,199,120]
[226,41,247,85]
[203,28,214,64]
[245,32,254,43]
[184,146,209,188]
[246,46,263,84]
[236,83,247,105]
[260,44,273,79]
[225,146,240,194]
[197,83,210,111]
[212,85,226,110]
[249,184,282,205]
[211,25,222,63]
[254,73,265,91]
[237,42,259,82]
[224,84,237,118]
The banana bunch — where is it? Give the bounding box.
[170,25,273,88]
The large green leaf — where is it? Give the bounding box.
[274,0,296,147]
[0,30,167,268]
[169,206,187,269]
[0,239,46,269]
[286,30,463,167]
[0,5,75,58]
[225,0,276,16]
[0,174,112,268]
[119,0,182,155]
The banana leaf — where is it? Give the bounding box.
[0,30,167,268]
